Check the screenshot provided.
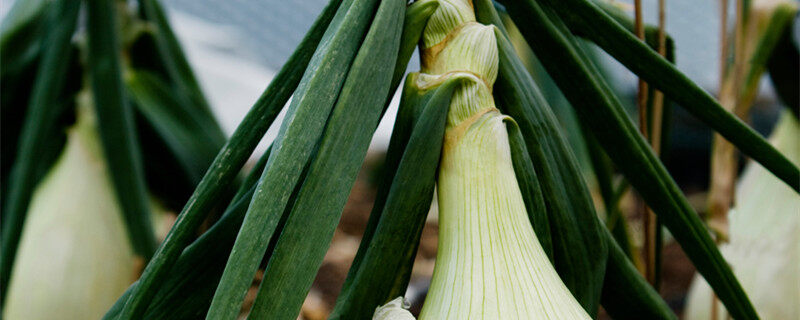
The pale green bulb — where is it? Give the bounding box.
[3,96,136,320]
[419,109,590,319]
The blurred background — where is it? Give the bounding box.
[1,0,791,318]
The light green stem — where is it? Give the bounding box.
[410,0,590,318]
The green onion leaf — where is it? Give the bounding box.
[330,74,458,319]
[112,0,342,317]
[205,0,384,317]
[601,228,676,320]
[498,0,758,317]
[138,0,220,125]
[0,0,80,304]
[486,17,608,314]
[246,0,405,317]
[86,0,157,260]
[540,0,800,193]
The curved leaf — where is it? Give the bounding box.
[498,0,758,317]
[112,0,342,317]
[542,0,800,193]
[330,75,457,319]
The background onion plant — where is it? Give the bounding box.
[1,0,798,319]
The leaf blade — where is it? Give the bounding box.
[330,75,457,319]
[205,0,385,317]
[483,17,608,314]
[126,70,223,183]
[0,0,81,306]
[139,0,219,126]
[246,0,405,317]
[112,0,342,317]
[499,0,758,317]
[86,0,157,260]
[544,0,800,193]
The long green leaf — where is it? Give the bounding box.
[0,0,49,176]
[104,149,269,320]
[139,0,219,124]
[766,15,799,114]
[113,1,342,317]
[586,0,675,55]
[542,0,800,193]
[491,0,674,51]
[0,0,48,79]
[0,0,80,305]
[105,187,257,320]
[246,1,404,317]
[480,9,608,313]
[1,51,79,223]
[387,0,440,95]
[570,3,677,285]
[134,111,202,210]
[330,75,458,319]
[505,120,552,259]
[86,0,157,259]
[126,70,224,183]
[206,0,381,317]
[336,1,441,299]
[499,0,758,317]
[125,28,226,209]
[744,5,797,112]
[150,150,313,320]
[106,145,314,320]
[601,228,676,320]
[585,130,637,262]
[124,27,226,146]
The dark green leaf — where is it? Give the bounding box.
[139,0,220,125]
[126,70,224,183]
[246,0,405,317]
[86,0,157,259]
[337,3,442,298]
[388,0,440,95]
[330,75,458,319]
[585,130,637,262]
[0,0,48,79]
[766,15,799,114]
[104,149,269,320]
[112,0,342,317]
[585,0,675,57]
[542,0,800,193]
[483,14,608,314]
[0,0,80,305]
[0,0,51,181]
[499,0,758,317]
[505,120,552,259]
[206,0,383,317]
[601,228,676,320]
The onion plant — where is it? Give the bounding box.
[4,92,137,319]
[2,0,799,319]
[1,0,226,317]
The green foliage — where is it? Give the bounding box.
[86,0,157,260]
[544,0,799,193]
[601,229,676,319]
[206,0,386,317]
[0,0,81,305]
[246,0,405,317]
[6,0,799,318]
[499,0,759,317]
[484,12,608,314]
[331,75,457,319]
[112,0,342,317]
